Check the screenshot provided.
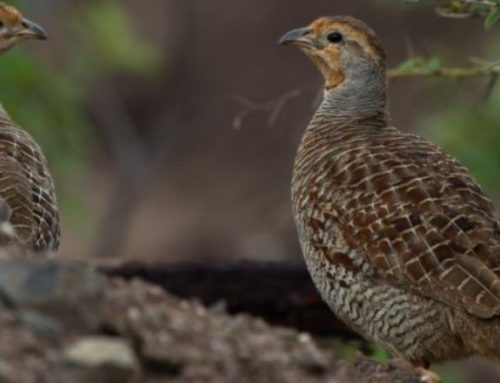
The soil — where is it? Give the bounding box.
[0,258,426,383]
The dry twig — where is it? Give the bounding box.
[232,89,303,130]
[407,0,500,27]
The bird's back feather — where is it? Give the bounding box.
[293,119,500,319]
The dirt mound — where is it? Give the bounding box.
[0,259,424,382]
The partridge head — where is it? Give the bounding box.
[0,2,47,53]
[280,17,388,118]
[280,17,385,89]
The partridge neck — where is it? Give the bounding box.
[311,74,389,128]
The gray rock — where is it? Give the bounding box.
[0,259,106,332]
[18,310,63,340]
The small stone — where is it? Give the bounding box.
[298,333,312,344]
[195,305,207,317]
[127,307,141,321]
[64,336,139,382]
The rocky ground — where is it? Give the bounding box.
[0,258,446,383]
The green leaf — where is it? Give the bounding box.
[397,57,425,72]
[485,8,500,29]
[425,57,442,71]
[396,57,442,72]
[369,344,390,363]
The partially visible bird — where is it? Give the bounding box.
[0,3,59,252]
[280,15,500,378]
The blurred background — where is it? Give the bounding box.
[2,0,498,263]
[2,0,500,380]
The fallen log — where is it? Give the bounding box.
[100,260,359,339]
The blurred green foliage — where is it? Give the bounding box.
[368,343,391,363]
[389,4,500,198]
[0,0,162,231]
[72,1,162,76]
[434,364,467,383]
[326,338,391,363]
[418,31,500,196]
[485,1,500,29]
[0,48,88,190]
[425,84,500,194]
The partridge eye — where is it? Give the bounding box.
[327,31,343,43]
[0,21,4,29]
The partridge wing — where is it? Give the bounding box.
[333,128,500,319]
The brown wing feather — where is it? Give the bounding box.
[0,111,60,251]
[299,123,500,319]
[0,155,34,243]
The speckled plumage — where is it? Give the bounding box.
[282,16,500,366]
[0,4,59,251]
[0,110,59,251]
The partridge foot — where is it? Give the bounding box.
[415,367,441,383]
[389,358,441,383]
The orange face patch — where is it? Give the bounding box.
[0,3,23,27]
[308,43,344,90]
[308,16,386,66]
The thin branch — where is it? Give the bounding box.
[234,60,500,131]
[409,0,498,10]
[406,0,499,23]
[388,62,500,78]
[232,89,303,130]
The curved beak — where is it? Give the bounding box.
[279,27,318,48]
[18,18,48,40]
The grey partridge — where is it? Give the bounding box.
[0,3,59,251]
[280,16,500,372]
